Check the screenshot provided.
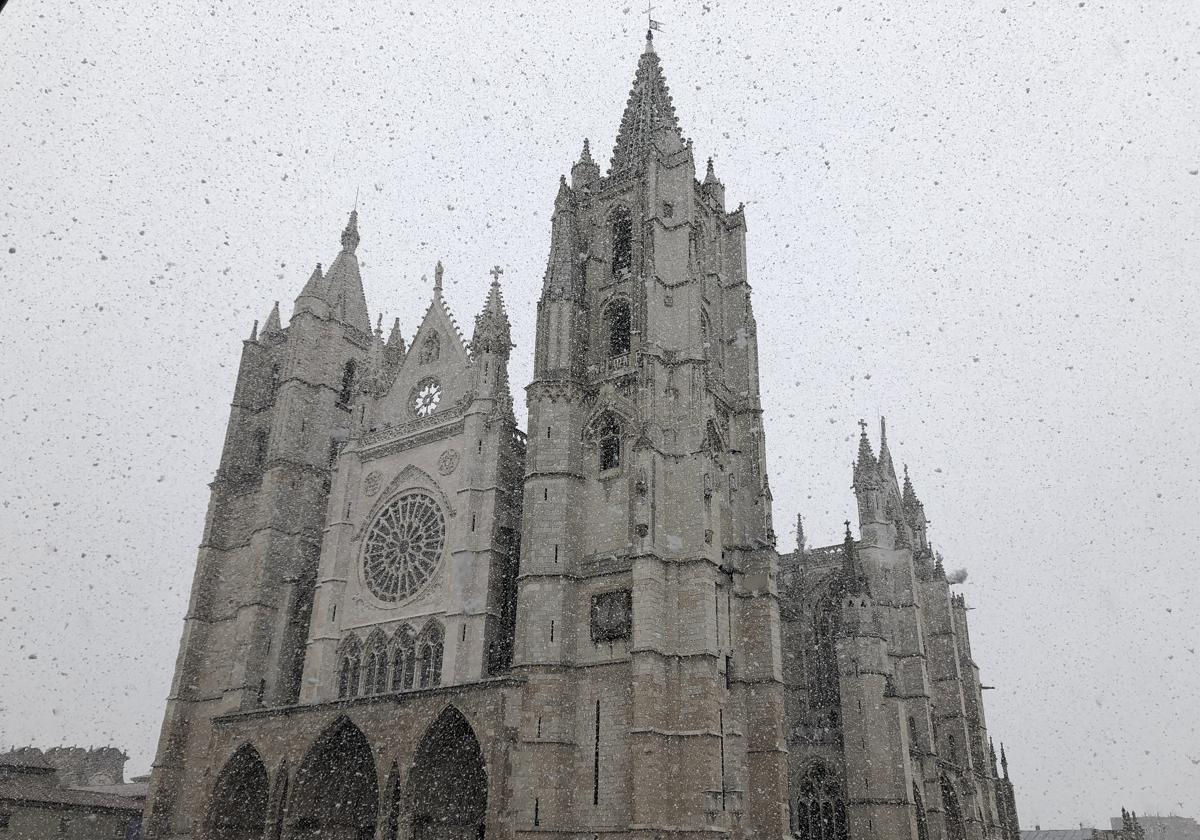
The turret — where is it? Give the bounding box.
[571,138,600,189]
[854,421,884,525]
[470,268,514,413]
[702,157,725,208]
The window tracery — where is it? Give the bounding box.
[417,622,444,688]
[363,632,388,695]
[793,762,847,840]
[391,627,416,691]
[336,636,362,699]
[362,492,445,603]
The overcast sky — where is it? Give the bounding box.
[1,0,1197,827]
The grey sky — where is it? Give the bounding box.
[1,0,1197,827]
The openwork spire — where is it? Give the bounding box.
[609,31,683,177]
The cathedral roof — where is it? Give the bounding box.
[609,31,684,177]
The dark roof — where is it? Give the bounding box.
[0,749,55,772]
[0,778,144,812]
[1022,830,1094,840]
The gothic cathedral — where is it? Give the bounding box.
[144,33,1021,840]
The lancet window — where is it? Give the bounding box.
[336,636,362,699]
[793,762,847,840]
[416,622,444,688]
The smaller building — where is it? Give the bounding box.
[0,748,143,840]
[1112,816,1200,840]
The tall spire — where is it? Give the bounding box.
[878,416,896,480]
[1000,743,1009,779]
[795,513,806,554]
[296,211,371,334]
[609,32,683,177]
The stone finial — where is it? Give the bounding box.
[249,319,258,342]
[795,513,805,554]
[434,260,444,293]
[341,210,359,253]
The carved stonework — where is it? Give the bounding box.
[363,471,382,496]
[437,449,459,476]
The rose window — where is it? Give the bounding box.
[413,378,442,417]
[362,492,445,602]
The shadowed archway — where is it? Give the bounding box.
[291,717,379,840]
[207,744,269,840]
[406,706,488,840]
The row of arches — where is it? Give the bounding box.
[337,623,444,700]
[208,710,487,840]
[790,762,965,840]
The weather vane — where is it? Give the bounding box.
[645,0,662,32]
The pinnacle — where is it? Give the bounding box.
[263,301,282,334]
[341,209,359,253]
[434,260,444,293]
[579,138,595,166]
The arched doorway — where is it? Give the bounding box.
[291,717,379,840]
[941,776,966,840]
[207,744,269,840]
[407,706,488,840]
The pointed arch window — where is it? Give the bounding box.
[794,762,847,840]
[603,297,632,359]
[338,360,357,406]
[810,601,841,711]
[336,637,362,699]
[587,413,623,472]
[701,309,721,367]
[363,632,388,695]
[391,628,416,691]
[419,332,441,364]
[610,206,633,277]
[417,622,444,688]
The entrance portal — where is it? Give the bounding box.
[208,745,269,840]
[291,717,379,840]
[406,706,488,840]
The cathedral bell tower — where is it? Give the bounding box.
[144,212,374,839]
[511,32,788,840]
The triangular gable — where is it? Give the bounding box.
[371,286,471,427]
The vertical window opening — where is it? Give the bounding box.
[610,207,633,277]
[719,708,726,810]
[593,413,622,471]
[603,298,632,358]
[593,700,601,805]
[338,359,357,405]
[549,620,555,642]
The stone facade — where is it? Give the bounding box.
[143,33,1020,840]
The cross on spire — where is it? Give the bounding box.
[858,418,869,435]
[490,265,504,283]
